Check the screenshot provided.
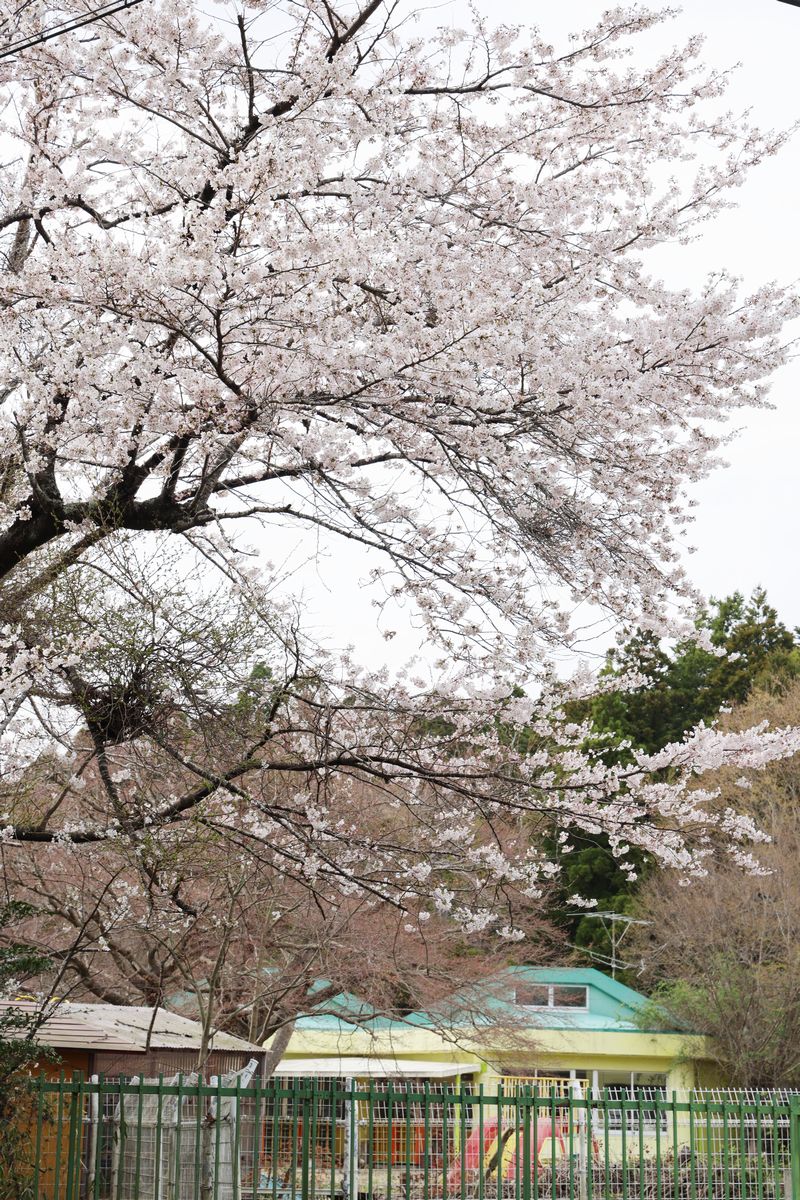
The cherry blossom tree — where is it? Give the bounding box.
[0,0,798,1009]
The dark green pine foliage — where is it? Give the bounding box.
[553,590,800,972]
[592,589,799,755]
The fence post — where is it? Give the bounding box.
[343,1078,358,1200]
[789,1097,800,1200]
[64,1072,83,1200]
[32,1073,46,1200]
[574,1080,588,1200]
[301,1083,311,1200]
[86,1076,100,1200]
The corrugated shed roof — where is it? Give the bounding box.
[0,1000,262,1054]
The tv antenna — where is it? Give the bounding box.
[567,910,650,979]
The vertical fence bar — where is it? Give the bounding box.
[654,1093,663,1200]
[637,1094,643,1200]
[584,1092,593,1200]
[514,1089,521,1200]
[709,1095,716,1200]
[271,1080,279,1200]
[114,1077,126,1200]
[68,1070,83,1200]
[501,1084,506,1200]
[32,1074,46,1200]
[85,1075,99,1200]
[550,1087,557,1200]
[690,1099,695,1200]
[671,1095,679,1200]
[442,1086,450,1200]
[424,1080,431,1200]
[367,1079,374,1200]
[290,1079,300,1200]
[309,1078,317,1200]
[91,1080,106,1200]
[343,1078,357,1200]
[154,1074,165,1200]
[386,1081,394,1200]
[64,1072,82,1200]
[522,1087,531,1200]
[214,1074,223,1200]
[620,1091,628,1200]
[330,1081,339,1200]
[93,1078,106,1200]
[193,1076,204,1200]
[458,1084,467,1200]
[132,1074,145,1200]
[215,1073,224,1200]
[755,1099,764,1200]
[251,1072,263,1200]
[53,1071,66,1200]
[567,1087,572,1200]
[738,1095,747,1200]
[568,1089,575,1200]
[405,1082,412,1200]
[602,1090,610,1200]
[300,1081,311,1200]
[270,1078,280,1200]
[531,1090,538,1200]
[232,1075,242,1200]
[789,1098,800,1200]
[477,1085,484,1200]
[772,1094,781,1200]
[174,1074,186,1200]
[724,1101,731,1200]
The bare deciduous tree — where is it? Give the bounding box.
[631,682,800,1088]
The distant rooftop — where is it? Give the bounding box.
[291,966,678,1037]
[0,999,262,1055]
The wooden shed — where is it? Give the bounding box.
[0,997,264,1078]
[2,998,264,1200]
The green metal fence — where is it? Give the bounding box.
[11,1076,800,1200]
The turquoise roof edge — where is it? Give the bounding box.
[290,965,681,1036]
[502,966,653,1012]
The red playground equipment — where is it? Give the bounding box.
[446,1115,597,1190]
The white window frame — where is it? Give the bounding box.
[515,984,588,1011]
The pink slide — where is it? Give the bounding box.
[446,1117,569,1191]
[504,1119,567,1181]
[447,1118,500,1190]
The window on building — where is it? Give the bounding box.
[514,984,549,1007]
[514,984,588,1010]
[552,986,586,1008]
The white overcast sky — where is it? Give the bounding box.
[260,0,800,671]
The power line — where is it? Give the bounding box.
[0,0,144,60]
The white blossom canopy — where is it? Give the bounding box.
[0,0,797,945]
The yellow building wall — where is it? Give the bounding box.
[273,1024,713,1091]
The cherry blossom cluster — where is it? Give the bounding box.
[0,0,796,951]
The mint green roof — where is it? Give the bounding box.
[294,985,380,1034]
[499,967,660,1032]
[292,966,678,1036]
